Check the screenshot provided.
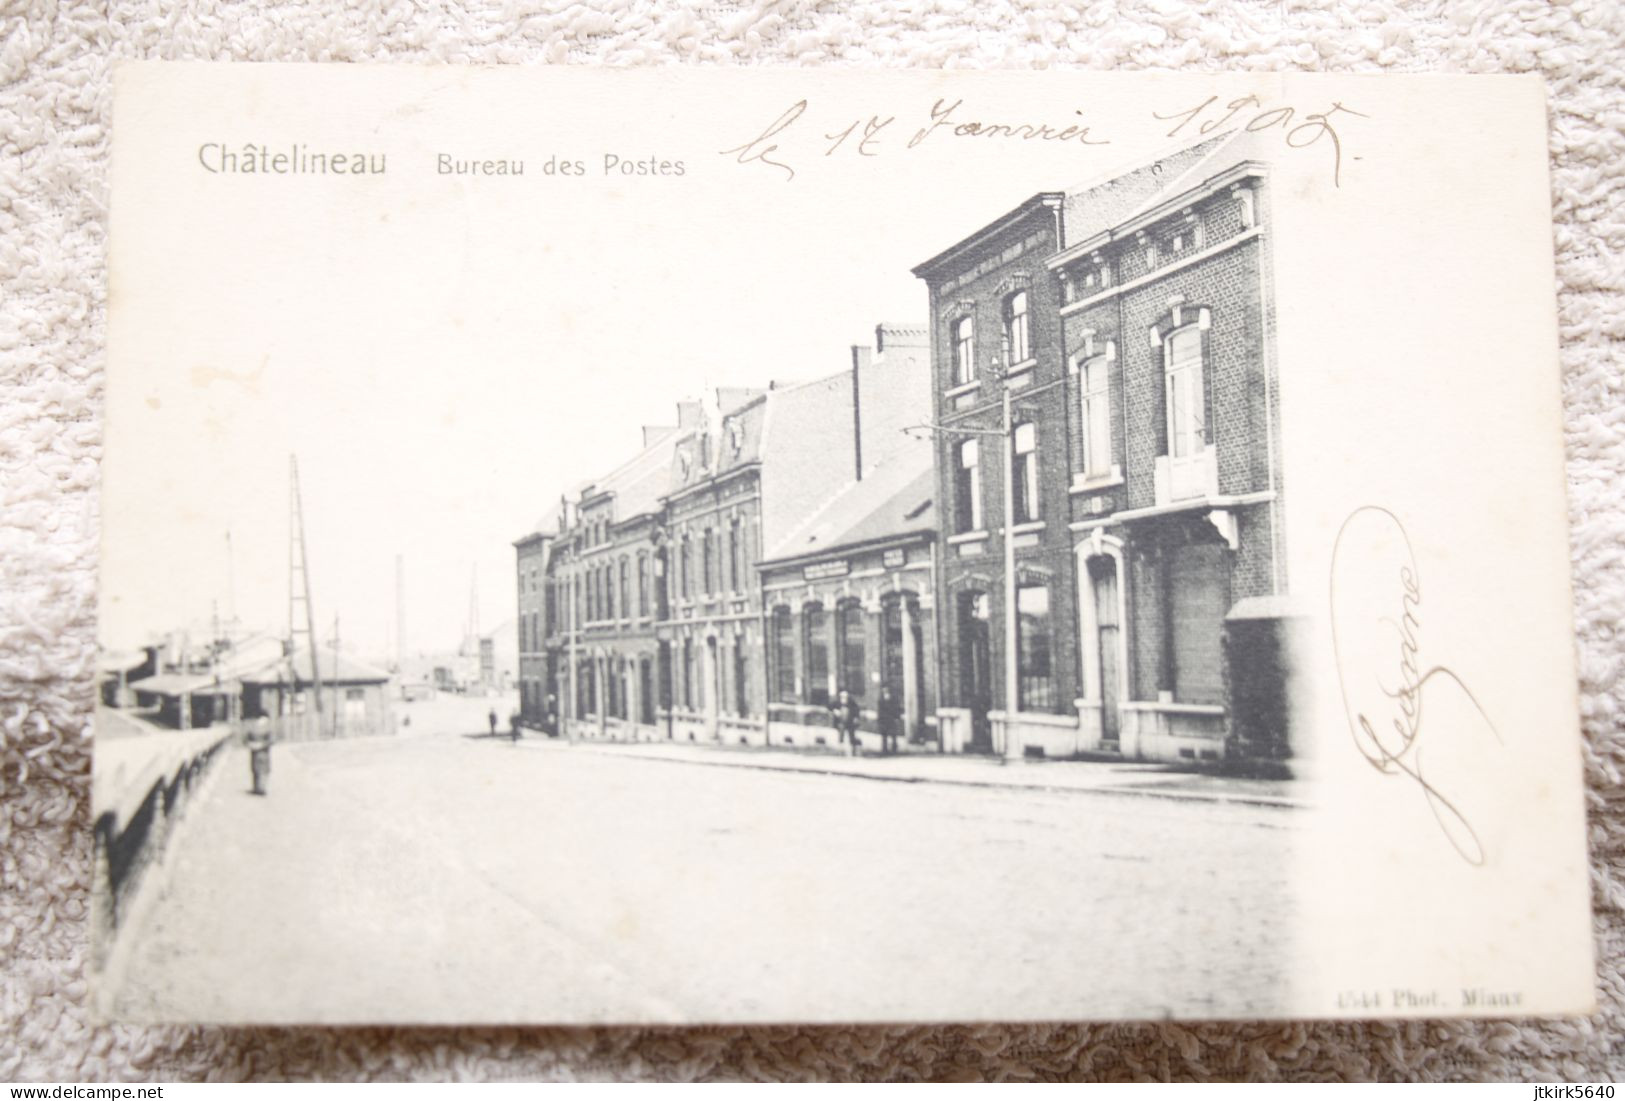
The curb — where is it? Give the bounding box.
[508,737,1309,811]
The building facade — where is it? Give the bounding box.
[915,132,1293,764]
[758,446,938,749]
[514,324,934,751]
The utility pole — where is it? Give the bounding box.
[395,553,406,673]
[289,455,324,739]
[1000,380,1018,757]
[904,347,1071,760]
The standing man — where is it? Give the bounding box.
[832,689,861,757]
[509,709,522,743]
[488,706,498,738]
[246,716,273,796]
[878,684,901,756]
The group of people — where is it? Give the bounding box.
[828,684,903,757]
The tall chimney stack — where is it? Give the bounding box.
[850,344,872,481]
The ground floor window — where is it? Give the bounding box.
[1167,542,1229,706]
[804,603,830,707]
[733,645,749,716]
[771,606,796,703]
[1017,582,1059,713]
[838,600,866,698]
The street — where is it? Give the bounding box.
[108,715,1301,1025]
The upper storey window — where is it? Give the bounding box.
[1003,291,1030,365]
[953,315,976,386]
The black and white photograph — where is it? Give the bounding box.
[89,66,1591,1027]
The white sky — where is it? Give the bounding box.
[105,68,1215,658]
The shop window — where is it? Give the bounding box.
[804,603,830,707]
[838,601,866,698]
[1017,582,1058,713]
[771,606,797,704]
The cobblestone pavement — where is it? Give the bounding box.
[109,731,1302,1025]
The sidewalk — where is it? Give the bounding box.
[512,735,1309,809]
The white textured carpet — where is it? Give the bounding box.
[3,0,1621,1082]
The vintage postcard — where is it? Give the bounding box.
[94,65,1592,1025]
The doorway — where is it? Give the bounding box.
[1088,555,1122,747]
[958,590,992,752]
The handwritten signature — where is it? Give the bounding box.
[721,94,1364,185]
[1329,506,1504,866]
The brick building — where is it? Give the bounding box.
[914,132,1292,764]
[513,323,932,750]
[758,438,938,750]
[513,519,556,730]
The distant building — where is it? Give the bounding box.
[514,323,932,748]
[240,646,395,741]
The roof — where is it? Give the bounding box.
[98,649,150,674]
[127,670,241,697]
[762,444,935,566]
[911,192,1066,281]
[242,646,392,686]
[1052,130,1270,267]
[1059,131,1232,247]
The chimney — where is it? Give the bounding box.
[851,344,872,481]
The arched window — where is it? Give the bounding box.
[702,528,716,595]
[838,600,866,698]
[637,551,650,617]
[953,315,976,386]
[803,603,830,707]
[771,606,797,704]
[1012,421,1039,524]
[1164,325,1205,460]
[619,558,630,620]
[1003,291,1030,364]
[679,535,693,599]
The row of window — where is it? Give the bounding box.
[673,516,749,602]
[952,421,1041,533]
[567,552,654,626]
[767,596,920,710]
[952,289,1030,386]
[957,584,1058,714]
[948,321,1208,534]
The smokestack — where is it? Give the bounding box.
[395,554,405,669]
[850,344,872,482]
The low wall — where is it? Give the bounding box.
[91,719,234,970]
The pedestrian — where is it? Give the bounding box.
[832,689,861,757]
[878,684,901,756]
[510,709,521,743]
[488,707,498,737]
[245,716,273,796]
